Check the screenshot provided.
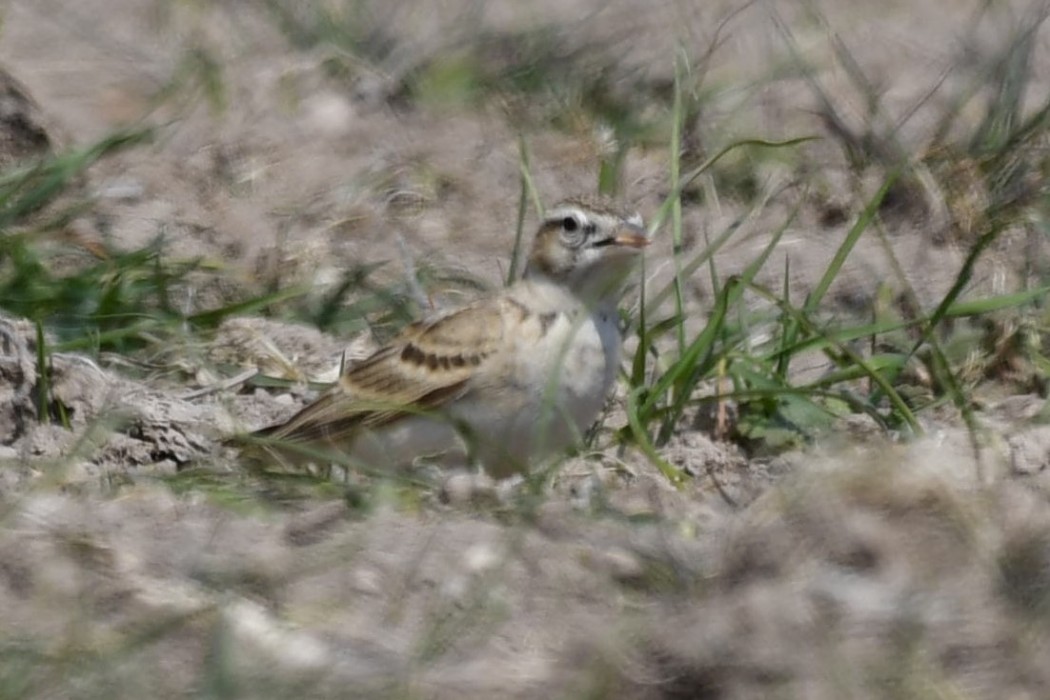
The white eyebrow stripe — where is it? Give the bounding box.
[543,206,644,229]
[545,207,588,224]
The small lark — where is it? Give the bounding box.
[242,195,648,478]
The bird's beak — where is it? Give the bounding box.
[613,223,650,250]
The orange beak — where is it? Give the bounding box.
[613,223,650,250]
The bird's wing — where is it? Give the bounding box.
[256,298,506,445]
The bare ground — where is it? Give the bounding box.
[2,1,1050,697]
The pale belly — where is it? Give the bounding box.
[348,310,621,478]
[467,309,619,476]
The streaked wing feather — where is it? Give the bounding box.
[257,300,504,444]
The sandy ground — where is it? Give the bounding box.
[2,1,1050,697]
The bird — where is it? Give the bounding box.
[237,195,649,479]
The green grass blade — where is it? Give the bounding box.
[646,136,818,237]
[643,214,745,316]
[909,222,1009,356]
[34,319,49,425]
[625,386,685,486]
[187,285,314,327]
[749,283,922,434]
[669,47,688,354]
[639,276,739,418]
[507,135,538,284]
[804,174,896,312]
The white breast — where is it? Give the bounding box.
[347,281,623,478]
[544,307,620,425]
[461,284,621,476]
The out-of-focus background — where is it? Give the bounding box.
[2,1,1050,697]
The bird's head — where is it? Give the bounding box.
[525,195,648,302]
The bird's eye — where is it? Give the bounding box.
[562,216,578,232]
